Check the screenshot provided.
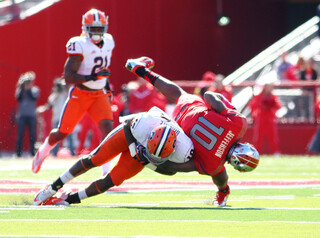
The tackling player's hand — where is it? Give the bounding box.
[85,69,111,81]
[96,69,111,80]
[133,144,149,166]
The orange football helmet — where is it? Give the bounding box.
[146,125,177,165]
[82,9,108,43]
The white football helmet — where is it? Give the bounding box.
[227,143,259,172]
[145,125,177,165]
[82,9,108,43]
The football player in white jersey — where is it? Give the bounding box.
[33,107,194,206]
[32,9,115,175]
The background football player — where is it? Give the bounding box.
[33,106,194,206]
[33,9,115,175]
[125,57,260,206]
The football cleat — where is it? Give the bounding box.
[43,189,70,206]
[42,196,69,206]
[213,189,230,207]
[32,151,48,174]
[33,185,57,205]
[145,125,177,165]
[125,57,155,76]
[228,143,260,172]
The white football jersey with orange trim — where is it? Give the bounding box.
[130,107,194,164]
[66,33,115,90]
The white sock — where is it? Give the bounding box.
[39,137,56,157]
[60,170,74,184]
[78,189,88,200]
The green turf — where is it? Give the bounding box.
[0,156,319,237]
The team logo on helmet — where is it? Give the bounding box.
[228,143,260,172]
[146,125,177,165]
[82,9,108,43]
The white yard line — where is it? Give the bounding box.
[1,205,319,211]
[0,236,112,238]
[0,236,214,238]
[0,218,319,224]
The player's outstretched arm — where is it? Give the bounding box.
[157,159,197,173]
[152,75,186,103]
[125,57,187,103]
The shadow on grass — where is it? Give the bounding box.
[88,205,266,210]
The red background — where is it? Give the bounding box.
[0,0,316,153]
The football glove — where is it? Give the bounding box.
[85,69,111,81]
[96,69,111,79]
[133,144,149,166]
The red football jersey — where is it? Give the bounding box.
[172,94,247,177]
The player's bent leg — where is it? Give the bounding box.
[98,119,113,176]
[98,119,113,138]
[32,130,69,174]
[34,155,96,206]
[69,154,96,177]
[86,174,114,197]
[109,151,144,187]
[90,125,128,168]
[59,175,115,205]
[49,129,70,144]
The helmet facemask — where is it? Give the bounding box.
[85,26,107,43]
[145,149,169,165]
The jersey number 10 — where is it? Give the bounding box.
[190,116,225,150]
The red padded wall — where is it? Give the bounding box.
[0,0,286,152]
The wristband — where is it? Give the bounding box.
[129,143,136,157]
[145,163,157,171]
[135,67,159,85]
[144,71,160,85]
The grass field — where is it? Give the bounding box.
[0,155,319,238]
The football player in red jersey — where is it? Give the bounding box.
[32,9,114,175]
[125,57,260,206]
